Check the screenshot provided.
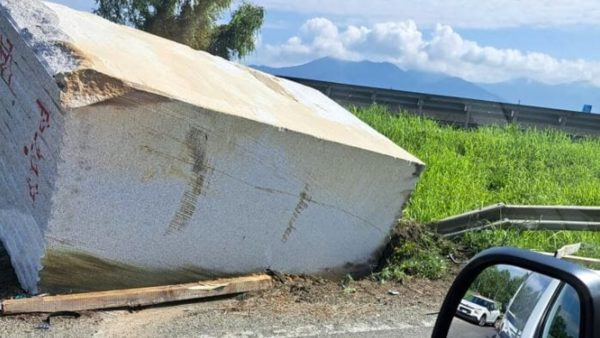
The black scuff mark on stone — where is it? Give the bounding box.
[2,119,10,133]
[281,184,311,242]
[256,184,381,232]
[0,239,20,296]
[413,163,425,177]
[165,127,210,235]
[397,188,415,217]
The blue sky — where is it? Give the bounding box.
[52,0,600,87]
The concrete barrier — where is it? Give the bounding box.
[0,0,424,294]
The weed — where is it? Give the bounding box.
[341,274,357,293]
[353,105,600,223]
[376,221,456,281]
[353,105,600,279]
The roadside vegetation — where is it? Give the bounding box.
[377,221,455,281]
[353,105,600,280]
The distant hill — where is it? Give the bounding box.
[252,57,502,102]
[252,57,599,112]
[481,79,600,112]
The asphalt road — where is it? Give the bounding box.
[447,316,498,338]
[0,288,444,338]
[0,271,455,337]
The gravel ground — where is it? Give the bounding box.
[0,274,454,337]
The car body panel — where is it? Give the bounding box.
[499,275,561,337]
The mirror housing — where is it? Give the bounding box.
[432,247,600,337]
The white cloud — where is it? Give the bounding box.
[257,17,600,86]
[253,0,600,29]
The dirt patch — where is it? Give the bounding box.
[248,272,455,319]
[93,273,456,337]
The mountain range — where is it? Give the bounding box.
[252,57,599,113]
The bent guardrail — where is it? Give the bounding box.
[432,204,600,237]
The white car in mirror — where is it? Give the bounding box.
[456,294,501,326]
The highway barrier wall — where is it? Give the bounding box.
[285,77,600,137]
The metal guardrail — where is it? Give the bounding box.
[433,204,600,237]
[284,77,600,137]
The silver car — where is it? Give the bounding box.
[498,270,592,338]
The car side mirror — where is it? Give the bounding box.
[432,247,600,338]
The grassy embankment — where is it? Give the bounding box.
[353,105,600,280]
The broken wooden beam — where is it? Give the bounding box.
[1,274,272,315]
[532,251,600,265]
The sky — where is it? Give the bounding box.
[52,0,600,87]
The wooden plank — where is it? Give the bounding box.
[533,251,600,265]
[555,243,581,259]
[1,274,272,315]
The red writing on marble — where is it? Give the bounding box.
[23,100,51,205]
[0,33,14,92]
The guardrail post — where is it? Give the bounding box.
[510,110,519,123]
[559,114,568,129]
[417,98,424,116]
[464,104,471,128]
[371,92,377,104]
[325,86,332,97]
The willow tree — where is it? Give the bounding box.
[94,0,264,60]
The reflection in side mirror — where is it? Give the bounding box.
[448,264,581,338]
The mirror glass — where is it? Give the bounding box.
[447,264,581,338]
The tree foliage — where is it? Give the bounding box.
[470,266,526,311]
[94,0,264,60]
[548,309,573,338]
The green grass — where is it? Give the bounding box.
[353,105,600,276]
